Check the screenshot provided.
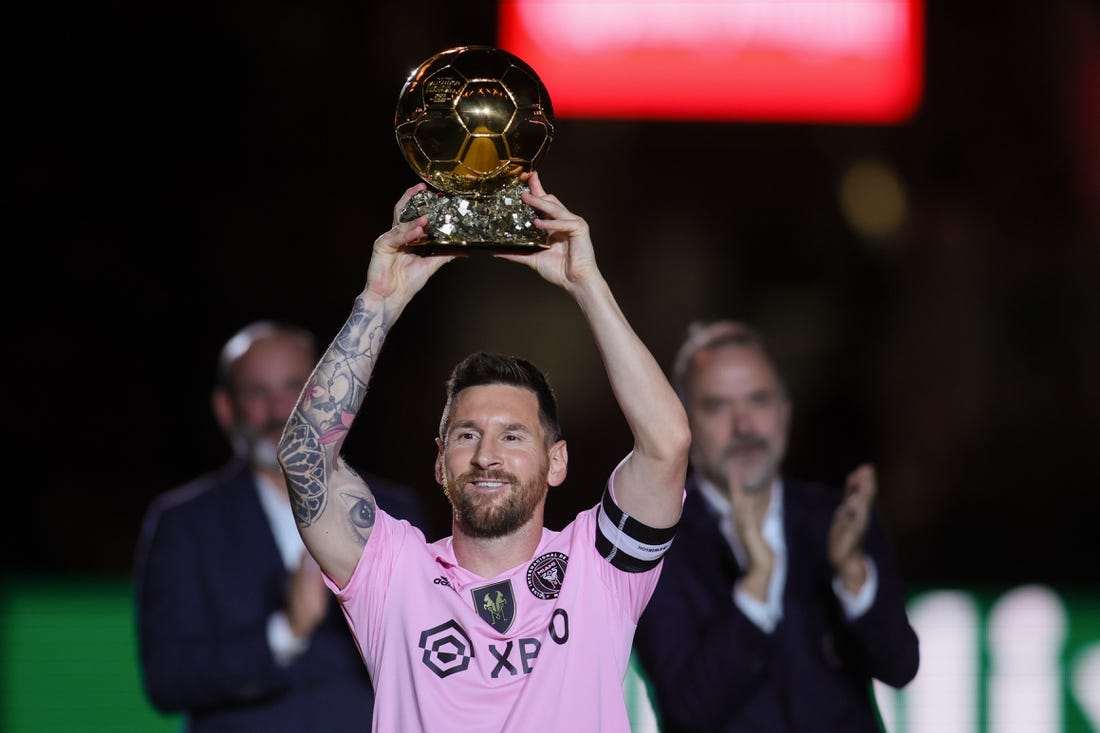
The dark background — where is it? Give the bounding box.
[12,2,1099,590]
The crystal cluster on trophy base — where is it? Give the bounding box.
[399,179,549,253]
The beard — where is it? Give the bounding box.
[232,420,285,472]
[444,467,547,539]
[249,439,280,471]
[702,434,779,495]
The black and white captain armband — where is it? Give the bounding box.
[595,490,678,573]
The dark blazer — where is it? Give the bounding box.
[134,457,424,732]
[634,474,919,733]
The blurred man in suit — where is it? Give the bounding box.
[135,320,425,732]
[634,319,919,732]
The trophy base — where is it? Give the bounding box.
[398,180,548,257]
[405,240,550,257]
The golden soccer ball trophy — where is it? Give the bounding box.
[394,46,555,254]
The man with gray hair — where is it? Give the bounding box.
[634,319,920,732]
[135,320,425,732]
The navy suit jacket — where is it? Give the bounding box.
[134,457,425,732]
[634,474,919,733]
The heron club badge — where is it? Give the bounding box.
[526,552,568,600]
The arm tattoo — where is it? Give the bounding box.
[343,489,376,548]
[279,298,392,529]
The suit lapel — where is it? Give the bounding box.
[220,460,287,580]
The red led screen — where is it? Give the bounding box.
[498,0,924,123]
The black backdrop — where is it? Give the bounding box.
[12,1,1100,589]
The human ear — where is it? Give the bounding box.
[547,440,568,487]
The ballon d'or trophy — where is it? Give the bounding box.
[395,46,555,255]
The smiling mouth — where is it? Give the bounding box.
[459,469,516,492]
[471,479,508,490]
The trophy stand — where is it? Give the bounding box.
[399,179,550,256]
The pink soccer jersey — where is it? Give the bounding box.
[326,480,676,732]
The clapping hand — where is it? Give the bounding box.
[828,464,875,593]
[286,552,329,640]
[729,466,775,602]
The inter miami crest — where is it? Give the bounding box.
[472,580,515,633]
[526,551,568,599]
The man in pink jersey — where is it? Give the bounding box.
[276,173,691,732]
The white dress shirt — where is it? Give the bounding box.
[694,473,877,633]
[255,472,311,665]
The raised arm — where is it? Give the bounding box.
[278,184,452,587]
[498,173,691,528]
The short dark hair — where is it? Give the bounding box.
[438,352,562,444]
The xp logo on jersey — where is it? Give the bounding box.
[527,551,568,599]
[472,579,515,633]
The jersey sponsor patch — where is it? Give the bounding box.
[526,551,568,599]
[418,620,475,678]
[471,579,516,633]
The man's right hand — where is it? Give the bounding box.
[362,183,454,308]
[729,467,775,602]
[286,552,329,640]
